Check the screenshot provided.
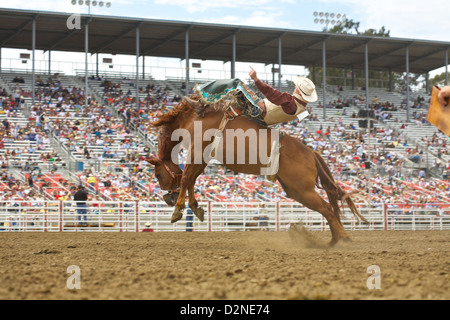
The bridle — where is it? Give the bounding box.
[160,161,182,195]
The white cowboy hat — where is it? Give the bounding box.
[145,222,152,227]
[293,77,318,103]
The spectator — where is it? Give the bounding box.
[73,185,88,226]
[142,222,154,232]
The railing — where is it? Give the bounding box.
[0,201,448,232]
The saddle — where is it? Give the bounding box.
[185,91,267,126]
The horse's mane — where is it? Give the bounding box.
[150,100,194,128]
[150,99,196,160]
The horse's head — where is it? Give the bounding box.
[149,157,182,207]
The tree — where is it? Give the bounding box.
[327,19,360,34]
[429,72,447,87]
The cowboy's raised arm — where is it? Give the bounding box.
[249,66,259,82]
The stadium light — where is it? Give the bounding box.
[313,11,346,31]
[71,0,111,14]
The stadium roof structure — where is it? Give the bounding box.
[1,7,449,75]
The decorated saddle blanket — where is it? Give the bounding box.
[195,79,266,125]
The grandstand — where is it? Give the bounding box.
[0,8,448,232]
[1,70,448,206]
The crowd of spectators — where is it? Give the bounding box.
[0,74,448,206]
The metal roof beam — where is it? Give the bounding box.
[93,21,143,54]
[142,25,193,56]
[350,41,414,70]
[190,29,239,57]
[368,41,415,63]
[0,14,39,47]
[44,17,92,52]
[236,32,285,60]
[396,46,450,70]
[284,36,329,59]
[326,39,373,62]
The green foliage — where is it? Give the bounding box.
[309,19,415,90]
[429,72,447,87]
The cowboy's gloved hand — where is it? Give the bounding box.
[249,67,259,82]
[438,85,450,107]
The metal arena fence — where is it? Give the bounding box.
[0,201,449,233]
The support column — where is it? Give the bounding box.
[85,22,89,108]
[231,32,236,79]
[389,69,393,92]
[136,26,140,109]
[322,39,326,120]
[406,46,410,122]
[278,37,282,91]
[96,53,99,77]
[185,30,189,96]
[365,43,369,110]
[32,18,36,107]
[48,50,51,75]
[142,55,145,80]
[272,64,275,86]
[445,49,448,85]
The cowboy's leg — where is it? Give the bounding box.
[240,82,260,102]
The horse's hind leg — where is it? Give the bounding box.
[187,184,205,221]
[283,187,349,246]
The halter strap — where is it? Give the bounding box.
[161,161,182,193]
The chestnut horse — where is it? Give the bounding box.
[148,97,367,245]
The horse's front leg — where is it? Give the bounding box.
[185,163,208,221]
[171,182,187,223]
[171,163,207,223]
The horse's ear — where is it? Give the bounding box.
[148,158,162,166]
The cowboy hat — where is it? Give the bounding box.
[293,77,318,103]
[145,222,152,227]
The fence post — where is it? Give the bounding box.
[59,200,63,232]
[276,202,280,231]
[384,203,388,231]
[135,200,139,232]
[119,202,123,232]
[208,201,212,232]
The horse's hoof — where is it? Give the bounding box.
[193,207,205,222]
[171,210,183,223]
[329,237,352,248]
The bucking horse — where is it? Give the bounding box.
[148,92,367,246]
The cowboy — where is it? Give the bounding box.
[184,67,318,126]
[248,67,317,125]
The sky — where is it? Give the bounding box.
[0,0,449,79]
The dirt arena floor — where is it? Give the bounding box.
[0,228,448,300]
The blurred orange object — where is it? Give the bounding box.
[427,86,450,136]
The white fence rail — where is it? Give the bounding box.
[0,201,449,232]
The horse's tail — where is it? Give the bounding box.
[313,151,369,224]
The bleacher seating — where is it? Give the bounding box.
[0,70,448,205]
